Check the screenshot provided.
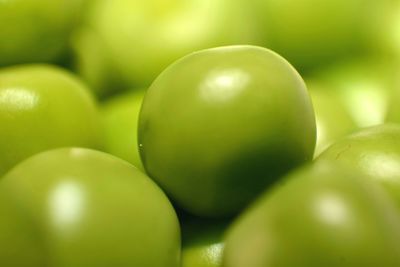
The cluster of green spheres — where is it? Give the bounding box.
[2,0,400,266]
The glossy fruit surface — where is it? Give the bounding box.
[223,161,400,267]
[181,218,227,267]
[318,124,400,209]
[0,148,181,267]
[0,65,101,176]
[139,45,316,216]
[102,89,145,170]
[0,0,83,66]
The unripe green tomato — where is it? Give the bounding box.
[0,0,84,66]
[74,0,261,94]
[181,218,227,267]
[306,80,357,157]
[101,89,145,171]
[139,45,316,217]
[223,161,400,267]
[318,124,400,209]
[0,148,181,267]
[250,0,392,72]
[0,65,101,176]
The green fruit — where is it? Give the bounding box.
[0,0,83,66]
[139,45,316,216]
[250,0,391,71]
[0,148,181,267]
[0,64,101,176]
[101,89,145,170]
[181,218,227,267]
[318,124,400,209]
[223,161,400,267]
[312,60,396,128]
[307,80,357,156]
[74,0,261,94]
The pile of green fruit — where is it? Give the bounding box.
[1,0,400,266]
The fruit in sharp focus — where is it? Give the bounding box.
[0,64,101,176]
[318,124,400,209]
[223,160,400,267]
[0,148,181,267]
[139,45,316,217]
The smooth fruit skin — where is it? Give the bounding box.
[318,124,400,209]
[0,65,101,176]
[250,0,392,72]
[307,80,357,157]
[223,161,400,267]
[139,45,316,217]
[181,218,227,267]
[0,0,83,66]
[74,0,261,94]
[101,89,145,170]
[0,148,181,267]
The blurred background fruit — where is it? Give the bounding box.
[0,65,101,176]
[101,89,145,170]
[73,0,262,97]
[0,0,85,67]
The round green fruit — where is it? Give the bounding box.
[223,161,400,267]
[0,0,83,66]
[318,124,400,209]
[101,89,145,170]
[0,148,181,267]
[250,0,392,72]
[0,64,101,176]
[139,45,316,217]
[74,0,261,94]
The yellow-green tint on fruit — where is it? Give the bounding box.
[101,89,145,170]
[77,0,262,89]
[318,124,400,210]
[223,160,400,267]
[0,64,101,176]
[0,148,181,267]
[310,59,396,128]
[0,0,84,66]
[306,80,357,157]
[139,45,316,217]
[249,0,393,72]
[181,218,227,267]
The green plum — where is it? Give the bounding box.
[250,0,392,72]
[139,45,316,217]
[318,124,400,209]
[101,89,145,170]
[223,160,400,267]
[0,148,181,267]
[311,59,396,128]
[0,0,84,66]
[74,0,261,95]
[0,64,101,176]
[307,80,357,156]
[181,218,227,267]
